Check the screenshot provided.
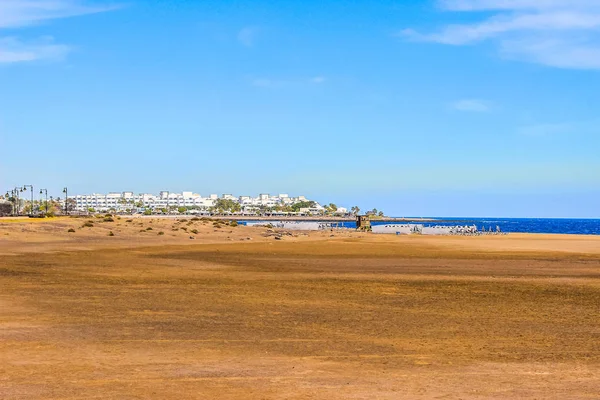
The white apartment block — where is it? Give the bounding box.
[70,192,329,214]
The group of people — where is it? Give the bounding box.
[448,225,505,236]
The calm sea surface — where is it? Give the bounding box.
[411,218,600,235]
[242,218,600,235]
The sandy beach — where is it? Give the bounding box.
[1,217,599,399]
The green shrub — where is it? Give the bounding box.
[103,217,114,222]
[143,209,152,215]
[108,231,115,236]
[229,221,238,227]
[191,229,198,234]
[105,214,113,218]
[158,231,165,236]
[191,217,200,221]
[67,228,76,233]
[146,227,153,231]
[82,222,94,228]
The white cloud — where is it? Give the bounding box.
[518,122,574,136]
[0,36,69,63]
[452,99,491,112]
[238,27,258,47]
[403,0,600,69]
[0,1,118,64]
[0,0,119,28]
[439,0,600,11]
[252,78,278,87]
[252,76,327,88]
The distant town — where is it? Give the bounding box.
[70,192,352,216]
[1,189,385,218]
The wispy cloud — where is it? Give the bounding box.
[238,27,258,47]
[402,0,600,69]
[251,76,327,88]
[252,78,279,88]
[439,0,600,12]
[0,0,119,64]
[451,99,491,112]
[518,122,573,136]
[0,36,69,63]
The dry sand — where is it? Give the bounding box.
[1,217,599,399]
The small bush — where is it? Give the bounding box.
[108,231,115,236]
[139,229,145,233]
[191,217,200,221]
[105,214,113,218]
[181,227,188,232]
[229,221,238,227]
[191,229,198,234]
[82,222,94,228]
[158,231,165,236]
[126,219,133,223]
[67,228,76,233]
[103,217,114,222]
[146,227,153,231]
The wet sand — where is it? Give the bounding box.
[1,217,599,399]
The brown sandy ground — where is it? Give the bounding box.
[0,217,599,399]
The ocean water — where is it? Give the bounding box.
[410,218,600,235]
[242,218,600,235]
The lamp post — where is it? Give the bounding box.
[12,187,21,216]
[62,187,68,215]
[39,189,48,215]
[22,185,34,216]
[5,190,16,216]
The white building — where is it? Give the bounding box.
[70,192,332,215]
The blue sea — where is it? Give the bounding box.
[401,218,600,235]
[241,218,600,235]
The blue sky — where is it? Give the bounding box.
[0,0,599,217]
